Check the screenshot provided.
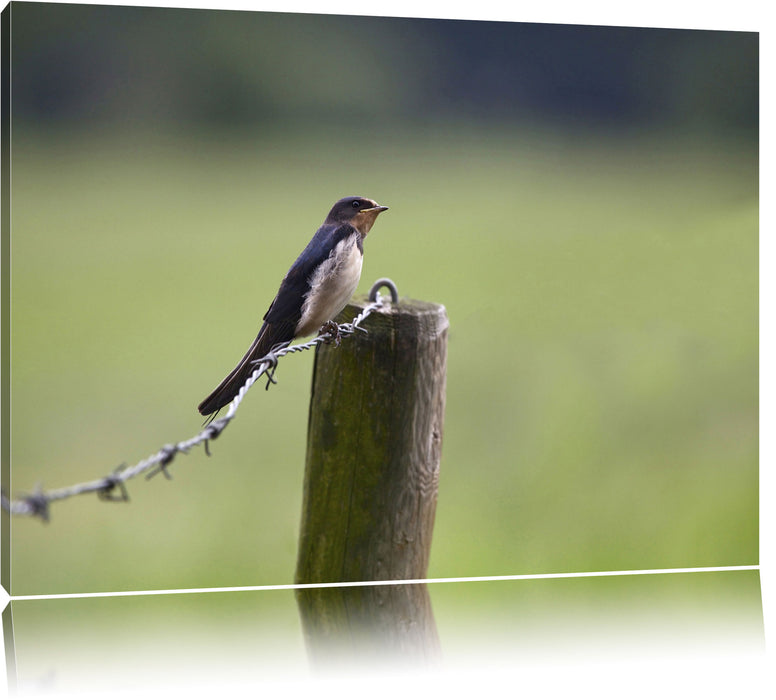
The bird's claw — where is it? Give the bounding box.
[319,320,342,346]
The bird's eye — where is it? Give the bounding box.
[351,200,361,209]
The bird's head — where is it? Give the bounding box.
[326,196,389,236]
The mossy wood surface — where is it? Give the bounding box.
[296,295,448,585]
[295,295,447,661]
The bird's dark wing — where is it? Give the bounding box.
[197,222,355,417]
[263,222,355,326]
[196,319,292,417]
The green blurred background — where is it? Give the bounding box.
[7,3,758,594]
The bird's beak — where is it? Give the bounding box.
[361,205,389,213]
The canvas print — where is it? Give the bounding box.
[0,1,761,692]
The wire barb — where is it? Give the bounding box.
[97,473,130,503]
[23,489,51,523]
[1,284,392,521]
[146,444,179,480]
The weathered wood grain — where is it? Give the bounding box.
[295,294,448,663]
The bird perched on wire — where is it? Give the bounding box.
[198,196,389,417]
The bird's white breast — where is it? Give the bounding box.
[296,234,363,337]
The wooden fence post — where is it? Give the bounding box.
[295,284,448,664]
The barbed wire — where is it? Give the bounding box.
[1,281,395,522]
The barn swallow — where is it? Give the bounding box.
[198,196,388,416]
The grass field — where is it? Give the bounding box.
[8,124,757,595]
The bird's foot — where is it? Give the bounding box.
[319,320,342,346]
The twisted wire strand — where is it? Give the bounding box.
[1,294,387,521]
